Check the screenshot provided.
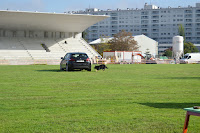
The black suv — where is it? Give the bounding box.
[60,52,91,71]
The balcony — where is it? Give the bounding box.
[141,20,149,24]
[141,16,149,19]
[152,29,159,32]
[91,30,98,33]
[141,11,148,15]
[185,10,193,13]
[196,32,200,35]
[111,26,118,29]
[185,15,192,18]
[141,29,148,32]
[185,24,192,27]
[151,33,159,36]
[111,30,118,34]
[152,11,159,15]
[196,28,200,31]
[111,21,118,24]
[152,24,159,28]
[159,46,172,49]
[111,17,118,20]
[196,10,200,14]
[91,26,98,29]
[152,20,159,23]
[185,19,192,22]
[185,28,192,31]
[152,16,159,19]
[111,17,118,21]
[141,25,148,28]
[186,37,192,40]
[185,32,192,36]
[196,19,200,22]
[110,13,118,16]
[196,23,200,26]
[196,14,200,18]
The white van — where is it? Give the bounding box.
[180,53,200,64]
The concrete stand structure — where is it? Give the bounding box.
[0,10,108,65]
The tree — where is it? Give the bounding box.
[90,36,112,56]
[178,24,199,54]
[91,43,111,56]
[108,30,139,51]
[163,49,172,57]
[184,42,199,54]
[178,24,185,41]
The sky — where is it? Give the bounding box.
[0,0,200,13]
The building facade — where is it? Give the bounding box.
[76,3,200,54]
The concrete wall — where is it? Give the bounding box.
[0,29,82,39]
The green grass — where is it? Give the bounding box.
[0,64,200,133]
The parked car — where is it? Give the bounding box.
[60,52,91,71]
[180,53,200,64]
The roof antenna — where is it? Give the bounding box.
[89,0,91,9]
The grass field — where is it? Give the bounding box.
[0,64,200,133]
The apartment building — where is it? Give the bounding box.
[75,3,200,54]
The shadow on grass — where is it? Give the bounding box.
[138,103,200,109]
[36,69,94,72]
[37,69,62,72]
[157,77,200,80]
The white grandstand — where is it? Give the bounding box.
[0,10,108,65]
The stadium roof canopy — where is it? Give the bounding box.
[0,10,109,32]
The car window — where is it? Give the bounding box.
[64,54,67,59]
[64,54,70,59]
[71,54,88,60]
